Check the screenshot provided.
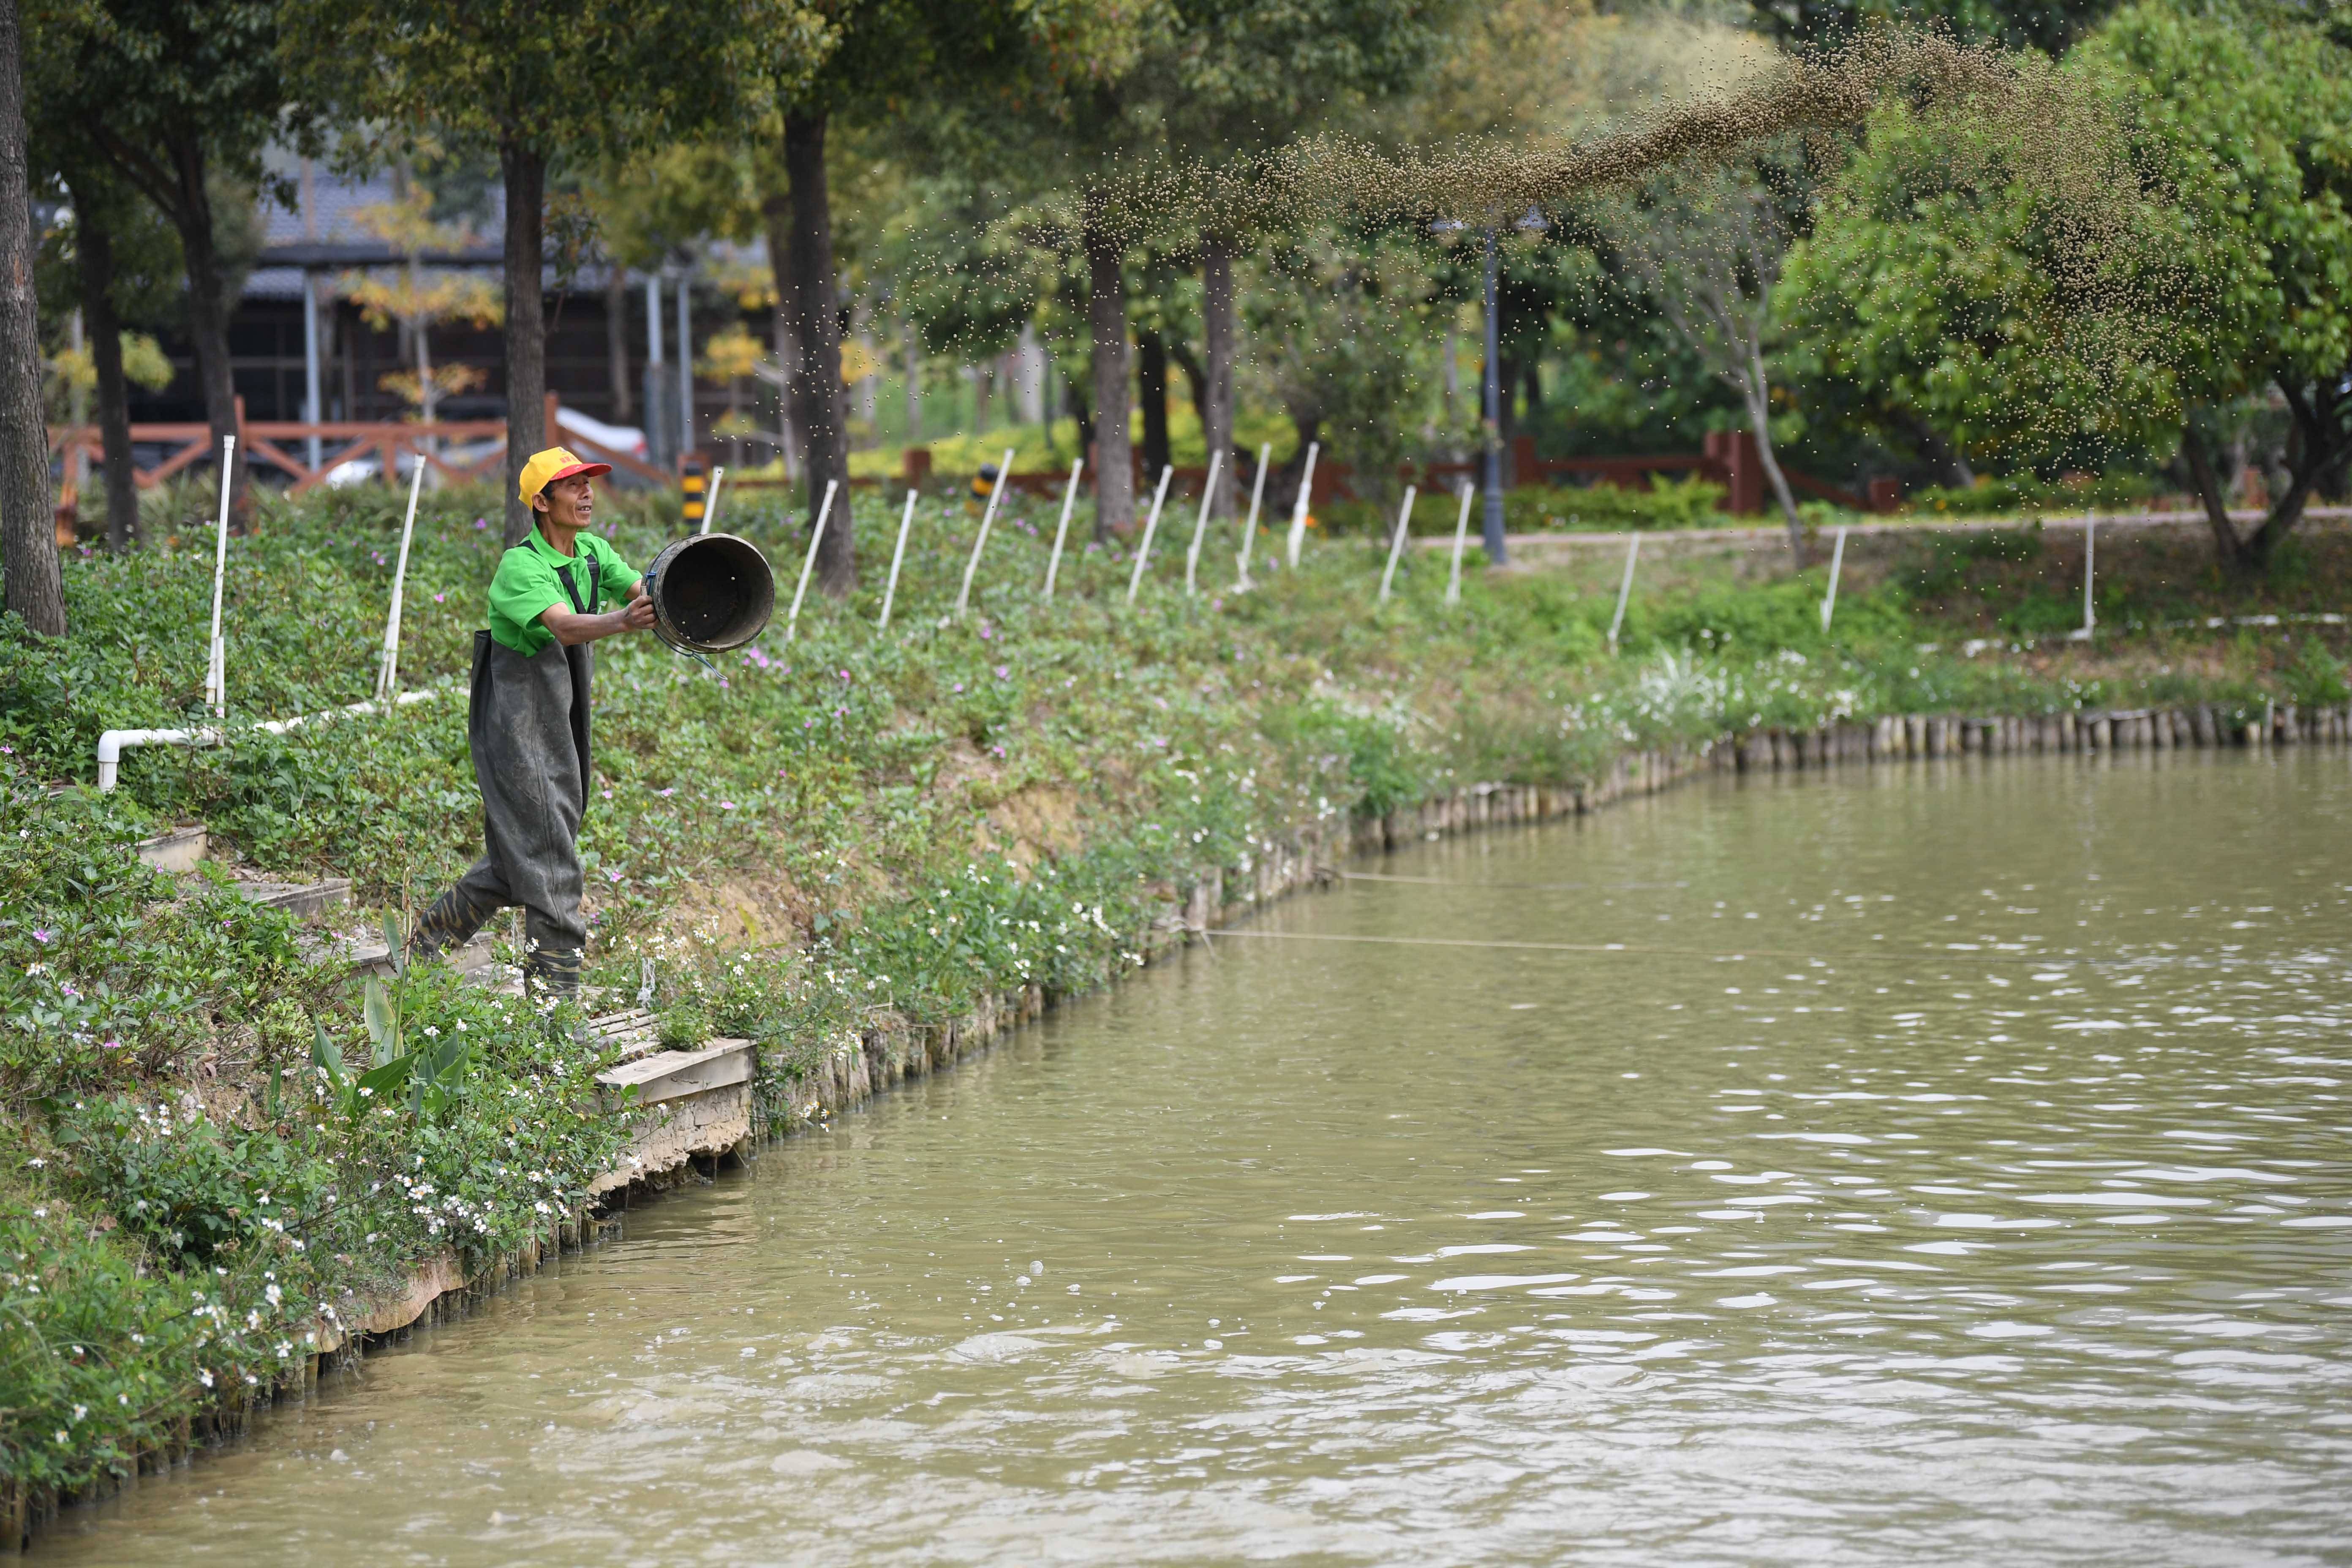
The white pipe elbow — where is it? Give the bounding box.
[96,730,128,792]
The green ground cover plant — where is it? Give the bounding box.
[0,481,2338,1503]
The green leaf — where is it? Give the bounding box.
[310,1021,346,1086]
[356,1053,414,1097]
[363,977,399,1067]
[428,1037,469,1085]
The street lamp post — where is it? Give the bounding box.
[1437,212,1541,573]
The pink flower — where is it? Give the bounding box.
[995,665,1010,679]
[719,800,737,810]
[432,593,445,603]
[30,928,51,943]
[656,787,675,798]
[606,869,623,882]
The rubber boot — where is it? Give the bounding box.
[523,944,584,1004]
[411,884,493,965]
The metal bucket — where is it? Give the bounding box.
[641,533,776,655]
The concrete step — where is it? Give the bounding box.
[134,824,209,872]
[588,1037,757,1199]
[580,1007,664,1061]
[596,1037,754,1106]
[237,878,352,919]
[338,929,498,982]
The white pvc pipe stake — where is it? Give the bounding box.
[1284,441,1319,569]
[1043,457,1083,599]
[878,487,917,631]
[2082,510,2096,635]
[1444,481,1475,607]
[1184,451,1221,597]
[206,435,234,716]
[98,689,439,792]
[1127,464,1174,604]
[785,479,838,640]
[1235,443,1271,589]
[1378,485,1418,604]
[1819,524,1848,634]
[1607,532,1641,652]
[955,447,1015,616]
[377,458,425,700]
[699,465,726,536]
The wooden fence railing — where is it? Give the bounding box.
[47,395,673,509]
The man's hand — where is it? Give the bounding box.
[543,588,657,647]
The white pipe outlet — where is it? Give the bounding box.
[98,689,439,792]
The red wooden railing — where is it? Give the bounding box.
[46,394,673,511]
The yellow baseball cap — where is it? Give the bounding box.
[517,445,612,503]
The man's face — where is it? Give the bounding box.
[536,473,596,531]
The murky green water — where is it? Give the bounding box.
[46,752,2352,1565]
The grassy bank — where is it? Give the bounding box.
[2,478,2343,1522]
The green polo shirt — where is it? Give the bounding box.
[486,528,640,657]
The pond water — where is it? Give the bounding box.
[44,751,2352,1565]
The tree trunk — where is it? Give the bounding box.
[784,109,852,593]
[1165,336,1208,433]
[1744,351,1805,561]
[2180,415,2246,568]
[1064,371,1092,457]
[1082,192,1131,540]
[167,136,245,532]
[75,206,136,550]
[1440,325,1459,430]
[605,264,632,422]
[1281,411,1321,517]
[1204,228,1241,522]
[0,0,59,632]
[1135,327,1171,479]
[2234,377,2346,569]
[757,182,803,482]
[499,138,546,546]
[1921,419,1974,488]
[2189,381,2345,573]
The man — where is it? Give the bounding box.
[410,447,656,998]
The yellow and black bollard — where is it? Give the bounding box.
[681,457,708,530]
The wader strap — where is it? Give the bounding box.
[554,556,602,617]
